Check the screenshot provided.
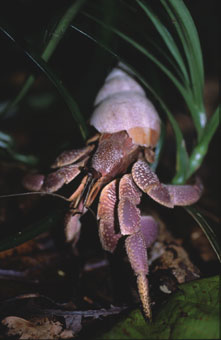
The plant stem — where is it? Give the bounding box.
[186,105,219,179]
[1,0,87,116]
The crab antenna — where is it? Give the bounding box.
[0,191,69,202]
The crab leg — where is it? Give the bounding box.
[132,160,203,208]
[97,180,122,252]
[125,231,150,319]
[51,144,94,168]
[43,163,82,192]
[118,174,159,320]
[23,157,89,193]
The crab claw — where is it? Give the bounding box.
[132,160,202,208]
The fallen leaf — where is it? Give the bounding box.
[2,316,75,339]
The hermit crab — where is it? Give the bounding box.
[23,64,202,319]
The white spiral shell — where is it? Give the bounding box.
[90,65,161,147]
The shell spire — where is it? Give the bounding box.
[90,64,161,147]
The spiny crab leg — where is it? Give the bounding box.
[132,160,203,208]
[118,174,158,320]
[23,157,89,193]
[51,144,94,168]
[125,231,150,320]
[97,180,122,252]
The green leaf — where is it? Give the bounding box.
[0,210,62,252]
[0,26,88,140]
[187,105,220,179]
[0,0,87,117]
[156,99,189,184]
[0,131,14,147]
[99,276,219,340]
[136,0,189,86]
[0,131,38,165]
[185,206,221,263]
[160,0,206,137]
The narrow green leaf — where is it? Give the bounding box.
[145,37,184,81]
[137,0,189,86]
[185,206,221,263]
[0,131,38,165]
[6,149,38,166]
[159,102,189,184]
[99,276,219,339]
[0,0,87,117]
[161,0,204,96]
[187,105,220,179]
[0,131,14,147]
[161,0,206,137]
[0,26,88,140]
[0,210,62,252]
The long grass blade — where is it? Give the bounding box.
[160,0,206,137]
[161,0,204,96]
[0,26,88,140]
[136,0,189,86]
[0,131,38,165]
[187,105,220,179]
[185,206,221,263]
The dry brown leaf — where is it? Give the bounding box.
[2,316,75,339]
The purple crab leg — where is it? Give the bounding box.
[43,164,82,192]
[125,231,151,320]
[51,144,94,168]
[132,160,202,208]
[118,174,142,235]
[97,180,122,252]
[22,173,45,192]
[118,175,156,320]
[140,215,159,248]
[23,157,88,193]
